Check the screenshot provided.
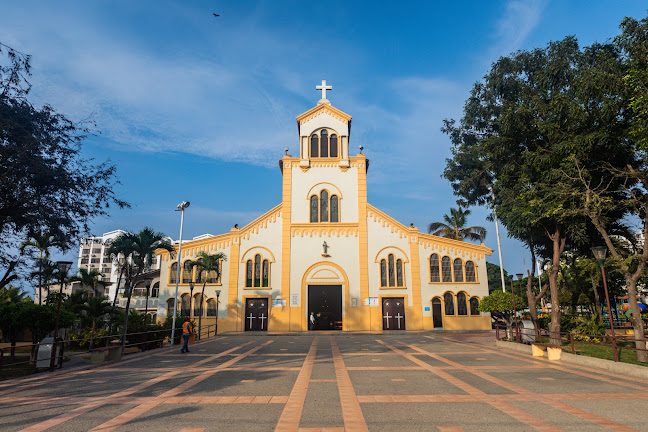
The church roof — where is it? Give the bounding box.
[296,104,352,137]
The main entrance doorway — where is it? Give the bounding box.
[308,285,342,330]
[432,297,443,328]
[382,297,406,330]
[244,298,269,331]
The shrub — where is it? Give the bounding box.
[573,316,606,336]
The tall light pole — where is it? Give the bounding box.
[592,246,619,362]
[171,201,190,345]
[50,261,72,372]
[489,186,506,292]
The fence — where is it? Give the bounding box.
[0,323,219,377]
[495,321,648,363]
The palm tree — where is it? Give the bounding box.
[70,268,106,297]
[106,227,174,355]
[189,252,227,339]
[20,232,62,304]
[0,286,31,304]
[82,296,112,351]
[428,207,487,242]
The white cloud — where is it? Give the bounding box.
[493,0,547,57]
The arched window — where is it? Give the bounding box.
[430,254,440,282]
[181,294,190,317]
[444,292,455,315]
[254,254,261,287]
[245,260,253,287]
[330,134,338,157]
[388,254,395,287]
[330,195,339,222]
[262,259,269,287]
[310,134,319,157]
[193,293,203,317]
[457,292,467,315]
[441,257,452,282]
[396,259,404,287]
[453,258,464,282]
[182,261,193,284]
[169,262,178,283]
[380,259,387,286]
[310,195,319,223]
[151,282,159,298]
[166,298,176,317]
[320,129,329,157]
[465,261,476,282]
[470,297,480,315]
[207,299,218,316]
[320,190,329,222]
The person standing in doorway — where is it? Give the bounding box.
[181,316,192,353]
[309,312,315,330]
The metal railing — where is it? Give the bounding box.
[0,323,219,377]
[495,322,648,363]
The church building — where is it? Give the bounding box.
[156,81,492,332]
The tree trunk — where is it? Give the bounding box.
[120,281,133,356]
[547,225,565,346]
[590,272,604,323]
[38,252,43,305]
[89,321,96,351]
[198,282,206,340]
[625,278,647,362]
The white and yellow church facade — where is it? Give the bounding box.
[156,82,492,333]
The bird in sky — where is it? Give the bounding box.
[213,13,219,17]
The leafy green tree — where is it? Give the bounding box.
[478,290,522,339]
[70,268,106,297]
[0,42,128,281]
[442,36,628,345]
[20,232,62,304]
[0,285,30,304]
[106,228,174,354]
[81,296,112,350]
[188,251,227,338]
[486,262,512,293]
[428,207,486,242]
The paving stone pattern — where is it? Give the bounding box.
[0,332,646,431]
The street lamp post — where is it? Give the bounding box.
[49,261,73,372]
[510,280,519,342]
[189,282,195,321]
[171,201,190,345]
[143,278,152,351]
[215,290,221,335]
[591,246,619,362]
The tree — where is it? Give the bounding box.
[106,228,174,355]
[442,36,628,345]
[82,296,112,350]
[0,43,128,275]
[486,262,512,293]
[428,207,486,242]
[20,231,62,304]
[478,290,521,339]
[70,268,106,297]
[188,251,227,339]
[0,285,30,304]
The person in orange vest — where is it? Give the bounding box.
[181,316,193,353]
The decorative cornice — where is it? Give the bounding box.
[296,104,352,126]
[239,204,283,240]
[291,223,359,238]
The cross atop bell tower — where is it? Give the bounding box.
[316,79,332,105]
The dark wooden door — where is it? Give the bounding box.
[432,298,443,328]
[244,298,269,331]
[382,297,406,330]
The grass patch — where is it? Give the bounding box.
[532,336,648,367]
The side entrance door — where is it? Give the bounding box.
[244,298,269,331]
[382,297,406,330]
[432,298,443,328]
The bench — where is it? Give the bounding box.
[90,345,122,364]
[531,343,562,360]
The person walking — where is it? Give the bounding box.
[309,312,315,330]
[181,316,192,353]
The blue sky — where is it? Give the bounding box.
[2,1,647,275]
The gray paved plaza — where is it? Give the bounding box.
[0,332,646,431]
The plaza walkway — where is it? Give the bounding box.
[1,332,646,431]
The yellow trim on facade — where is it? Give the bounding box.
[296,104,352,124]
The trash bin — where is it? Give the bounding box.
[36,337,64,369]
[520,320,535,344]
